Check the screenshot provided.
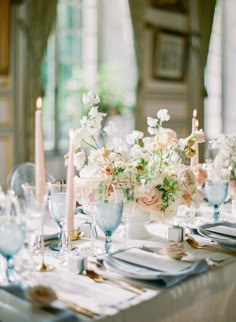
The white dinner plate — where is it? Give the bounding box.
[103,247,208,281]
[197,221,236,246]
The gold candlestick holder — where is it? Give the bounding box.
[36,224,54,272]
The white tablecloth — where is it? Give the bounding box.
[1,202,236,322]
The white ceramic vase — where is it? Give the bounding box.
[127,210,151,239]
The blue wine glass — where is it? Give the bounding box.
[95,200,123,253]
[204,180,229,222]
[0,194,25,285]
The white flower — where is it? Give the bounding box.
[112,137,128,152]
[130,144,144,159]
[80,116,88,127]
[126,130,144,144]
[74,150,86,170]
[73,128,87,148]
[147,127,158,135]
[82,91,100,105]
[157,109,170,122]
[214,152,230,168]
[157,128,177,147]
[103,121,117,136]
[193,129,205,143]
[147,117,158,127]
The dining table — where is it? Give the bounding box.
[1,201,236,322]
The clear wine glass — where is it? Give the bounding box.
[48,183,67,254]
[22,183,53,271]
[204,165,229,222]
[114,182,136,248]
[0,192,25,285]
[75,177,101,256]
[94,187,123,254]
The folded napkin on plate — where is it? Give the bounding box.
[102,247,208,288]
[0,284,79,322]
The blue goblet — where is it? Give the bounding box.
[95,200,123,254]
[0,194,25,285]
[204,180,229,222]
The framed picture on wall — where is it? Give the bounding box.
[153,30,186,81]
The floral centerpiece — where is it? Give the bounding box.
[66,91,206,221]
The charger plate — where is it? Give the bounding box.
[197,221,236,246]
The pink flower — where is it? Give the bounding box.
[229,180,236,193]
[181,168,196,193]
[137,187,162,212]
[196,168,208,186]
[181,191,192,207]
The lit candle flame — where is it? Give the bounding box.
[195,119,199,129]
[36,97,42,110]
[193,109,197,118]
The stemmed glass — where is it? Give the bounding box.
[114,182,136,248]
[204,165,229,222]
[0,191,25,285]
[22,183,53,271]
[48,182,67,254]
[75,177,101,256]
[94,185,124,254]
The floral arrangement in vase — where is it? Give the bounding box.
[65,91,206,221]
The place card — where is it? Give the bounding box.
[112,248,192,274]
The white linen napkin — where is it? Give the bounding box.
[112,248,192,274]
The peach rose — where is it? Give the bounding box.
[229,180,236,193]
[137,187,162,212]
[196,168,208,186]
[181,191,192,207]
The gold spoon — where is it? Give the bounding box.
[85,269,144,295]
[186,238,236,256]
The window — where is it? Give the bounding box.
[205,0,222,138]
[205,0,236,138]
[42,0,136,155]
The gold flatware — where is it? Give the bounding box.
[85,269,144,295]
[58,295,99,317]
[186,237,236,256]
